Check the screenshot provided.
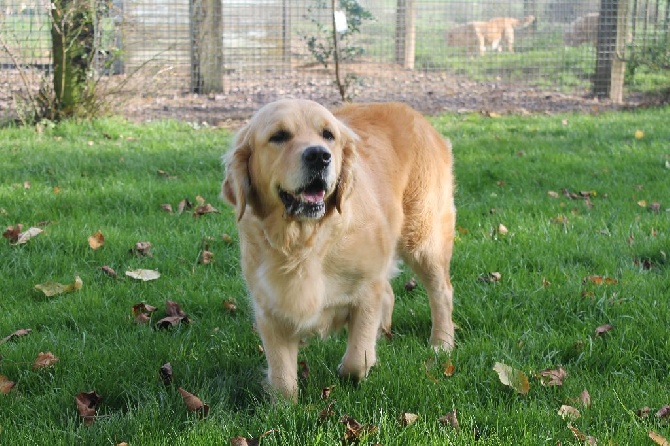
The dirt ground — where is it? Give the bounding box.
[1,64,661,128]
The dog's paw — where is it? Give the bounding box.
[429,336,455,352]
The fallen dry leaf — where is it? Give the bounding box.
[156,316,190,329]
[33,352,59,370]
[87,231,105,250]
[299,360,310,381]
[558,404,581,420]
[34,276,83,297]
[443,359,456,377]
[230,436,259,446]
[221,233,233,243]
[129,241,152,257]
[547,190,560,198]
[13,227,43,245]
[160,204,174,214]
[594,323,613,337]
[2,224,23,243]
[404,277,417,291]
[439,409,460,432]
[159,363,173,386]
[493,362,530,395]
[75,391,102,426]
[634,130,644,139]
[580,389,591,408]
[100,265,118,277]
[178,387,209,417]
[199,250,214,264]
[657,405,670,419]
[0,375,16,394]
[321,385,336,400]
[649,431,669,446]
[135,313,151,324]
[538,367,567,386]
[584,275,618,286]
[318,400,336,422]
[399,412,419,427]
[340,415,378,444]
[132,303,158,316]
[177,198,193,214]
[166,300,187,318]
[568,423,597,445]
[497,223,508,235]
[125,269,160,281]
[637,406,652,418]
[479,272,502,283]
[0,328,32,344]
[223,300,237,314]
[193,203,219,218]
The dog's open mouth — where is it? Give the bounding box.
[279,178,328,219]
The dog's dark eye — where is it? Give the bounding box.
[322,129,335,141]
[269,130,291,144]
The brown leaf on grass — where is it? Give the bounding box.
[439,409,460,432]
[321,385,336,400]
[75,391,102,426]
[443,359,456,377]
[650,431,670,446]
[497,223,509,235]
[493,362,530,395]
[34,276,83,297]
[129,241,152,257]
[33,352,59,370]
[649,202,662,213]
[0,328,32,344]
[178,387,209,417]
[230,436,259,446]
[637,406,652,418]
[166,300,187,318]
[132,303,158,316]
[340,415,378,445]
[594,323,613,337]
[159,363,173,386]
[125,269,161,281]
[160,204,174,214]
[87,231,104,250]
[10,227,43,245]
[404,277,417,291]
[657,405,670,419]
[580,389,591,408]
[223,300,237,314]
[156,316,190,329]
[318,400,336,421]
[547,190,560,198]
[177,198,193,215]
[538,367,567,386]
[135,313,151,324]
[583,275,618,285]
[551,214,569,225]
[299,360,310,381]
[568,423,597,445]
[399,412,419,427]
[558,405,581,420]
[0,375,16,394]
[193,203,219,218]
[157,169,178,180]
[100,265,118,277]
[199,250,214,264]
[2,224,23,243]
[221,233,233,243]
[479,272,502,284]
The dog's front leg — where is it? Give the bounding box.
[256,315,300,402]
[338,281,384,381]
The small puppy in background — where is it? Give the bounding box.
[222,99,456,401]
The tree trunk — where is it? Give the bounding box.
[51,0,95,117]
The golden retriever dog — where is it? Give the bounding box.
[447,15,535,55]
[222,99,456,401]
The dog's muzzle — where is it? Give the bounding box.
[279,146,332,219]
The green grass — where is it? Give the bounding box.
[1,109,669,445]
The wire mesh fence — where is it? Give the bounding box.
[0,0,668,122]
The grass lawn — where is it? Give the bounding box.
[1,108,669,445]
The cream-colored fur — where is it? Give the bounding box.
[222,99,456,401]
[564,13,600,47]
[447,15,535,55]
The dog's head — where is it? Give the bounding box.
[222,99,358,221]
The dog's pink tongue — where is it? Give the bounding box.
[302,190,325,203]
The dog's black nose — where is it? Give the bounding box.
[302,146,331,169]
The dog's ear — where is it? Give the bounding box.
[222,126,252,221]
[334,123,358,214]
